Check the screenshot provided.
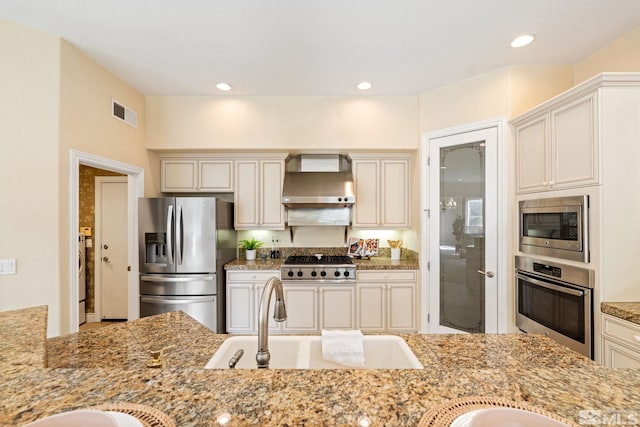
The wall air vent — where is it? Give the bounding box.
[111,98,138,128]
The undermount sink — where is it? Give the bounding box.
[450,408,571,427]
[204,335,424,369]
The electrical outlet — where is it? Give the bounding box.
[0,258,16,275]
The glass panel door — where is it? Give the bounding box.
[428,127,498,334]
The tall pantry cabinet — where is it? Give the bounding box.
[511,73,640,365]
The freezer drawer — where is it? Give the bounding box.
[140,273,217,296]
[140,295,217,331]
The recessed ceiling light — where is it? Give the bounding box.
[216,82,232,91]
[510,34,535,48]
[357,81,372,91]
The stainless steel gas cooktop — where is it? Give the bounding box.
[281,255,356,282]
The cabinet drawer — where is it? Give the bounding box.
[227,271,280,282]
[357,270,416,282]
[602,314,640,351]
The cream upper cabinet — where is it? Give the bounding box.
[514,91,599,194]
[161,157,234,192]
[234,154,287,230]
[349,153,411,228]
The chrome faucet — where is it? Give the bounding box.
[256,277,287,368]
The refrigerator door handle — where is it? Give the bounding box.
[141,296,215,304]
[141,275,215,282]
[166,205,174,265]
[176,204,183,266]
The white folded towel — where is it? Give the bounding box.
[321,329,365,368]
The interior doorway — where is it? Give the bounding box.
[421,118,508,334]
[70,150,144,333]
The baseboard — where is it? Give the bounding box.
[86,313,97,323]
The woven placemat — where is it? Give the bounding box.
[418,396,580,427]
[89,403,176,427]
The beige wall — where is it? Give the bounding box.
[146,96,419,151]
[0,20,62,336]
[57,41,149,334]
[575,26,640,84]
[0,20,149,337]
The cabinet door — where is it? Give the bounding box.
[199,160,234,192]
[319,287,355,329]
[282,286,318,332]
[381,159,409,227]
[234,160,260,229]
[352,160,380,227]
[387,283,417,332]
[603,338,640,369]
[357,284,385,331]
[551,92,599,189]
[161,159,197,192]
[515,116,548,193]
[226,283,254,333]
[260,160,285,229]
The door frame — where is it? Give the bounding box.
[69,150,144,332]
[420,117,508,333]
[94,176,128,321]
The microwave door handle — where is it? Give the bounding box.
[516,273,584,297]
[176,204,183,266]
[166,205,174,265]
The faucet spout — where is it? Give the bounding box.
[256,277,287,368]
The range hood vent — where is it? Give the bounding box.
[281,170,355,209]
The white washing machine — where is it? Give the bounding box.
[78,233,86,325]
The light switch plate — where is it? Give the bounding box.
[0,258,16,275]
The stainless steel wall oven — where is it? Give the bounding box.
[519,195,589,262]
[515,256,594,358]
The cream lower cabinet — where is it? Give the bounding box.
[349,153,411,228]
[356,270,417,332]
[226,270,280,334]
[602,314,640,369]
[319,286,356,330]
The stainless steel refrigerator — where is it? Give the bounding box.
[138,197,236,332]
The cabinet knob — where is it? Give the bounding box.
[633,335,640,343]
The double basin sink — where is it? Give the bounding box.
[205,335,424,369]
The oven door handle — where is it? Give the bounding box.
[516,272,584,297]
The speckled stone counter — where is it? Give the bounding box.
[225,246,419,271]
[0,305,47,370]
[601,302,640,325]
[2,311,640,426]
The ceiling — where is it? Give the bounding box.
[1,0,639,96]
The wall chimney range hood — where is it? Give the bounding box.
[281,155,356,209]
[282,155,355,228]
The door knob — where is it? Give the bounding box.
[103,244,109,249]
[477,270,495,278]
[103,256,110,263]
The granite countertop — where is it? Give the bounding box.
[225,256,419,271]
[2,310,640,426]
[601,302,640,325]
[0,305,48,371]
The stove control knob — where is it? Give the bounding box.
[287,270,294,278]
[343,271,350,277]
[320,271,327,277]
[311,271,317,277]
[297,270,304,277]
[334,270,341,277]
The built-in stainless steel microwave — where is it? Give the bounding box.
[519,195,589,262]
